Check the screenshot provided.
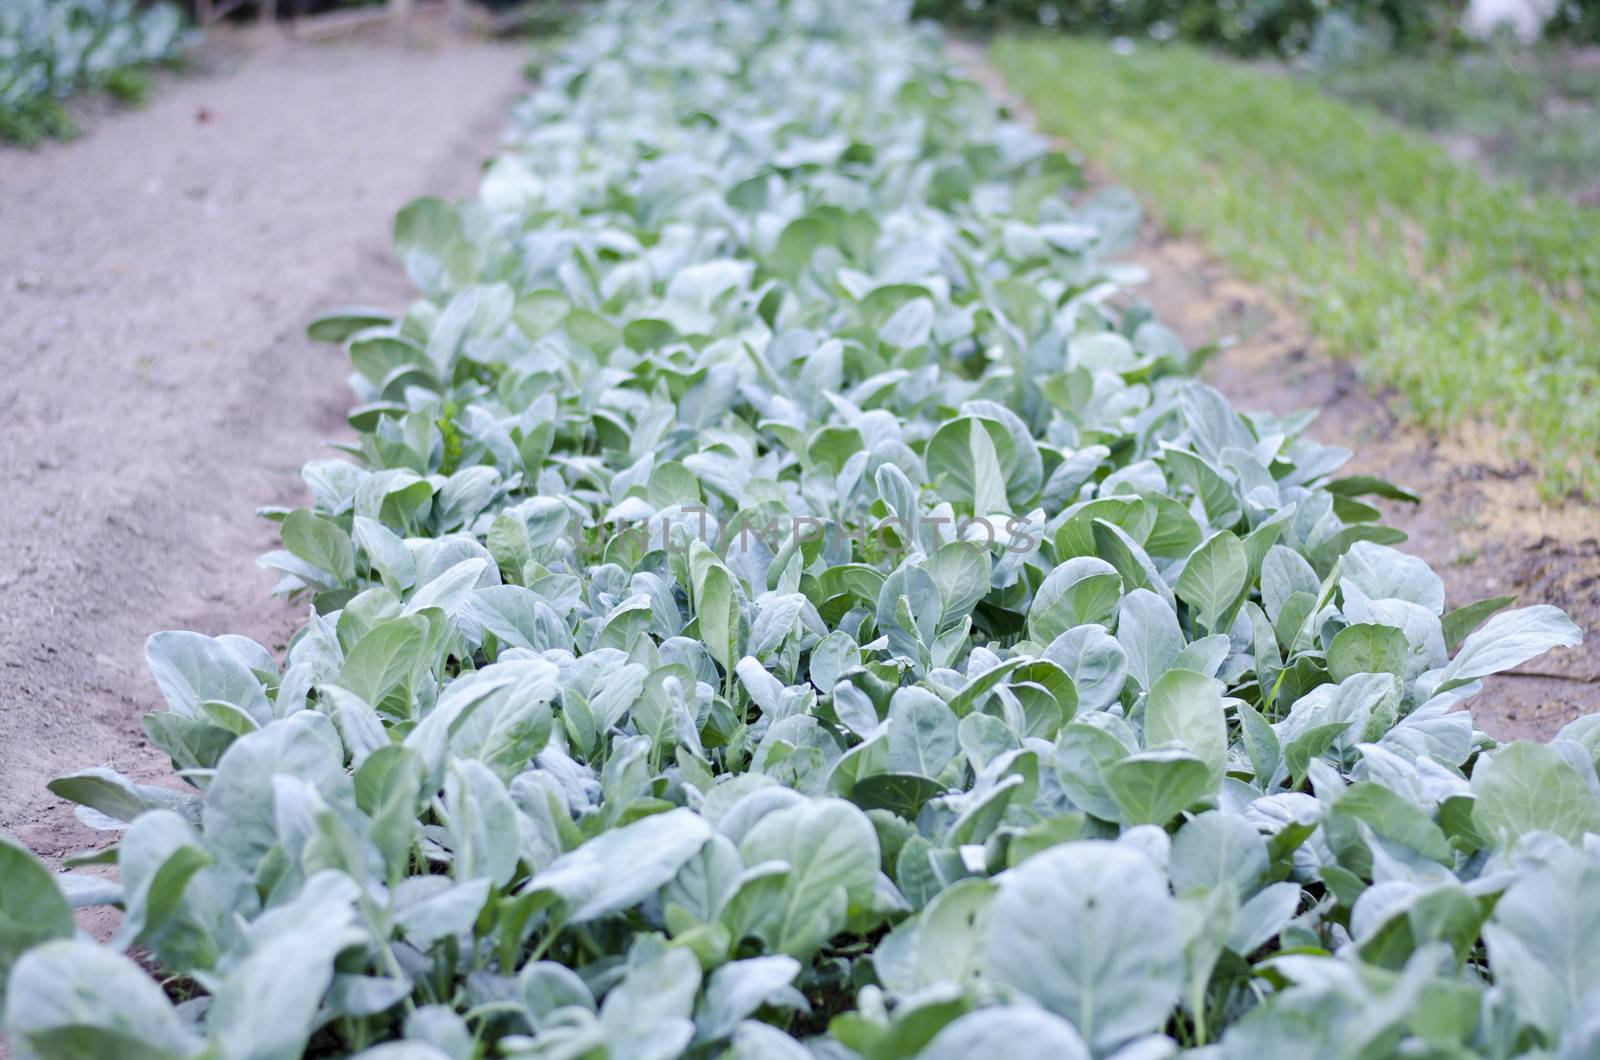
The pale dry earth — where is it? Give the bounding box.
[956,41,1600,741]
[0,24,528,866]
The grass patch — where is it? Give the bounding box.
[0,65,157,147]
[1317,48,1600,202]
[994,35,1600,498]
[102,64,156,106]
[0,96,77,146]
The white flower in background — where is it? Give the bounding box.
[1463,0,1560,42]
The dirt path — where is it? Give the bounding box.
[955,42,1600,741]
[0,27,527,861]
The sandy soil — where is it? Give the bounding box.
[956,42,1600,741]
[0,25,528,863]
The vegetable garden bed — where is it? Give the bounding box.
[1,0,1595,1057]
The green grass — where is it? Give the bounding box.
[0,96,76,146]
[1316,48,1600,202]
[995,35,1600,498]
[102,64,155,106]
[0,64,162,147]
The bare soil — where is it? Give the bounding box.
[0,24,527,866]
[956,42,1600,741]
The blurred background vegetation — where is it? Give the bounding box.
[915,0,1600,53]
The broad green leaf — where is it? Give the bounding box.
[282,509,356,585]
[738,798,879,959]
[1483,844,1600,1041]
[207,872,367,1060]
[1331,781,1452,864]
[725,1022,814,1059]
[1473,741,1600,848]
[986,842,1182,1050]
[1169,811,1268,895]
[1341,542,1444,613]
[693,546,740,673]
[3,940,200,1058]
[927,542,992,627]
[1054,721,1130,822]
[1327,623,1409,683]
[1176,530,1247,634]
[694,956,804,1042]
[395,877,492,952]
[886,687,959,778]
[1115,589,1183,692]
[912,878,996,990]
[878,297,934,350]
[443,760,521,886]
[1440,594,1516,653]
[307,307,391,343]
[202,714,348,872]
[0,837,74,1012]
[921,1006,1090,1060]
[1104,749,1213,825]
[850,773,945,819]
[46,766,198,825]
[926,416,1011,510]
[968,418,1010,518]
[597,947,700,1058]
[1044,625,1128,712]
[522,808,712,925]
[1324,474,1421,504]
[337,614,428,708]
[1434,605,1581,693]
[1143,668,1227,787]
[145,630,272,724]
[1028,557,1121,643]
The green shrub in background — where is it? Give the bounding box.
[0,0,190,145]
[911,0,1460,55]
[1547,0,1600,41]
[915,0,1600,54]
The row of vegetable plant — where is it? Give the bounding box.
[1,0,189,145]
[2,0,1594,1056]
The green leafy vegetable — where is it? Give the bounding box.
[2,1,1592,1056]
